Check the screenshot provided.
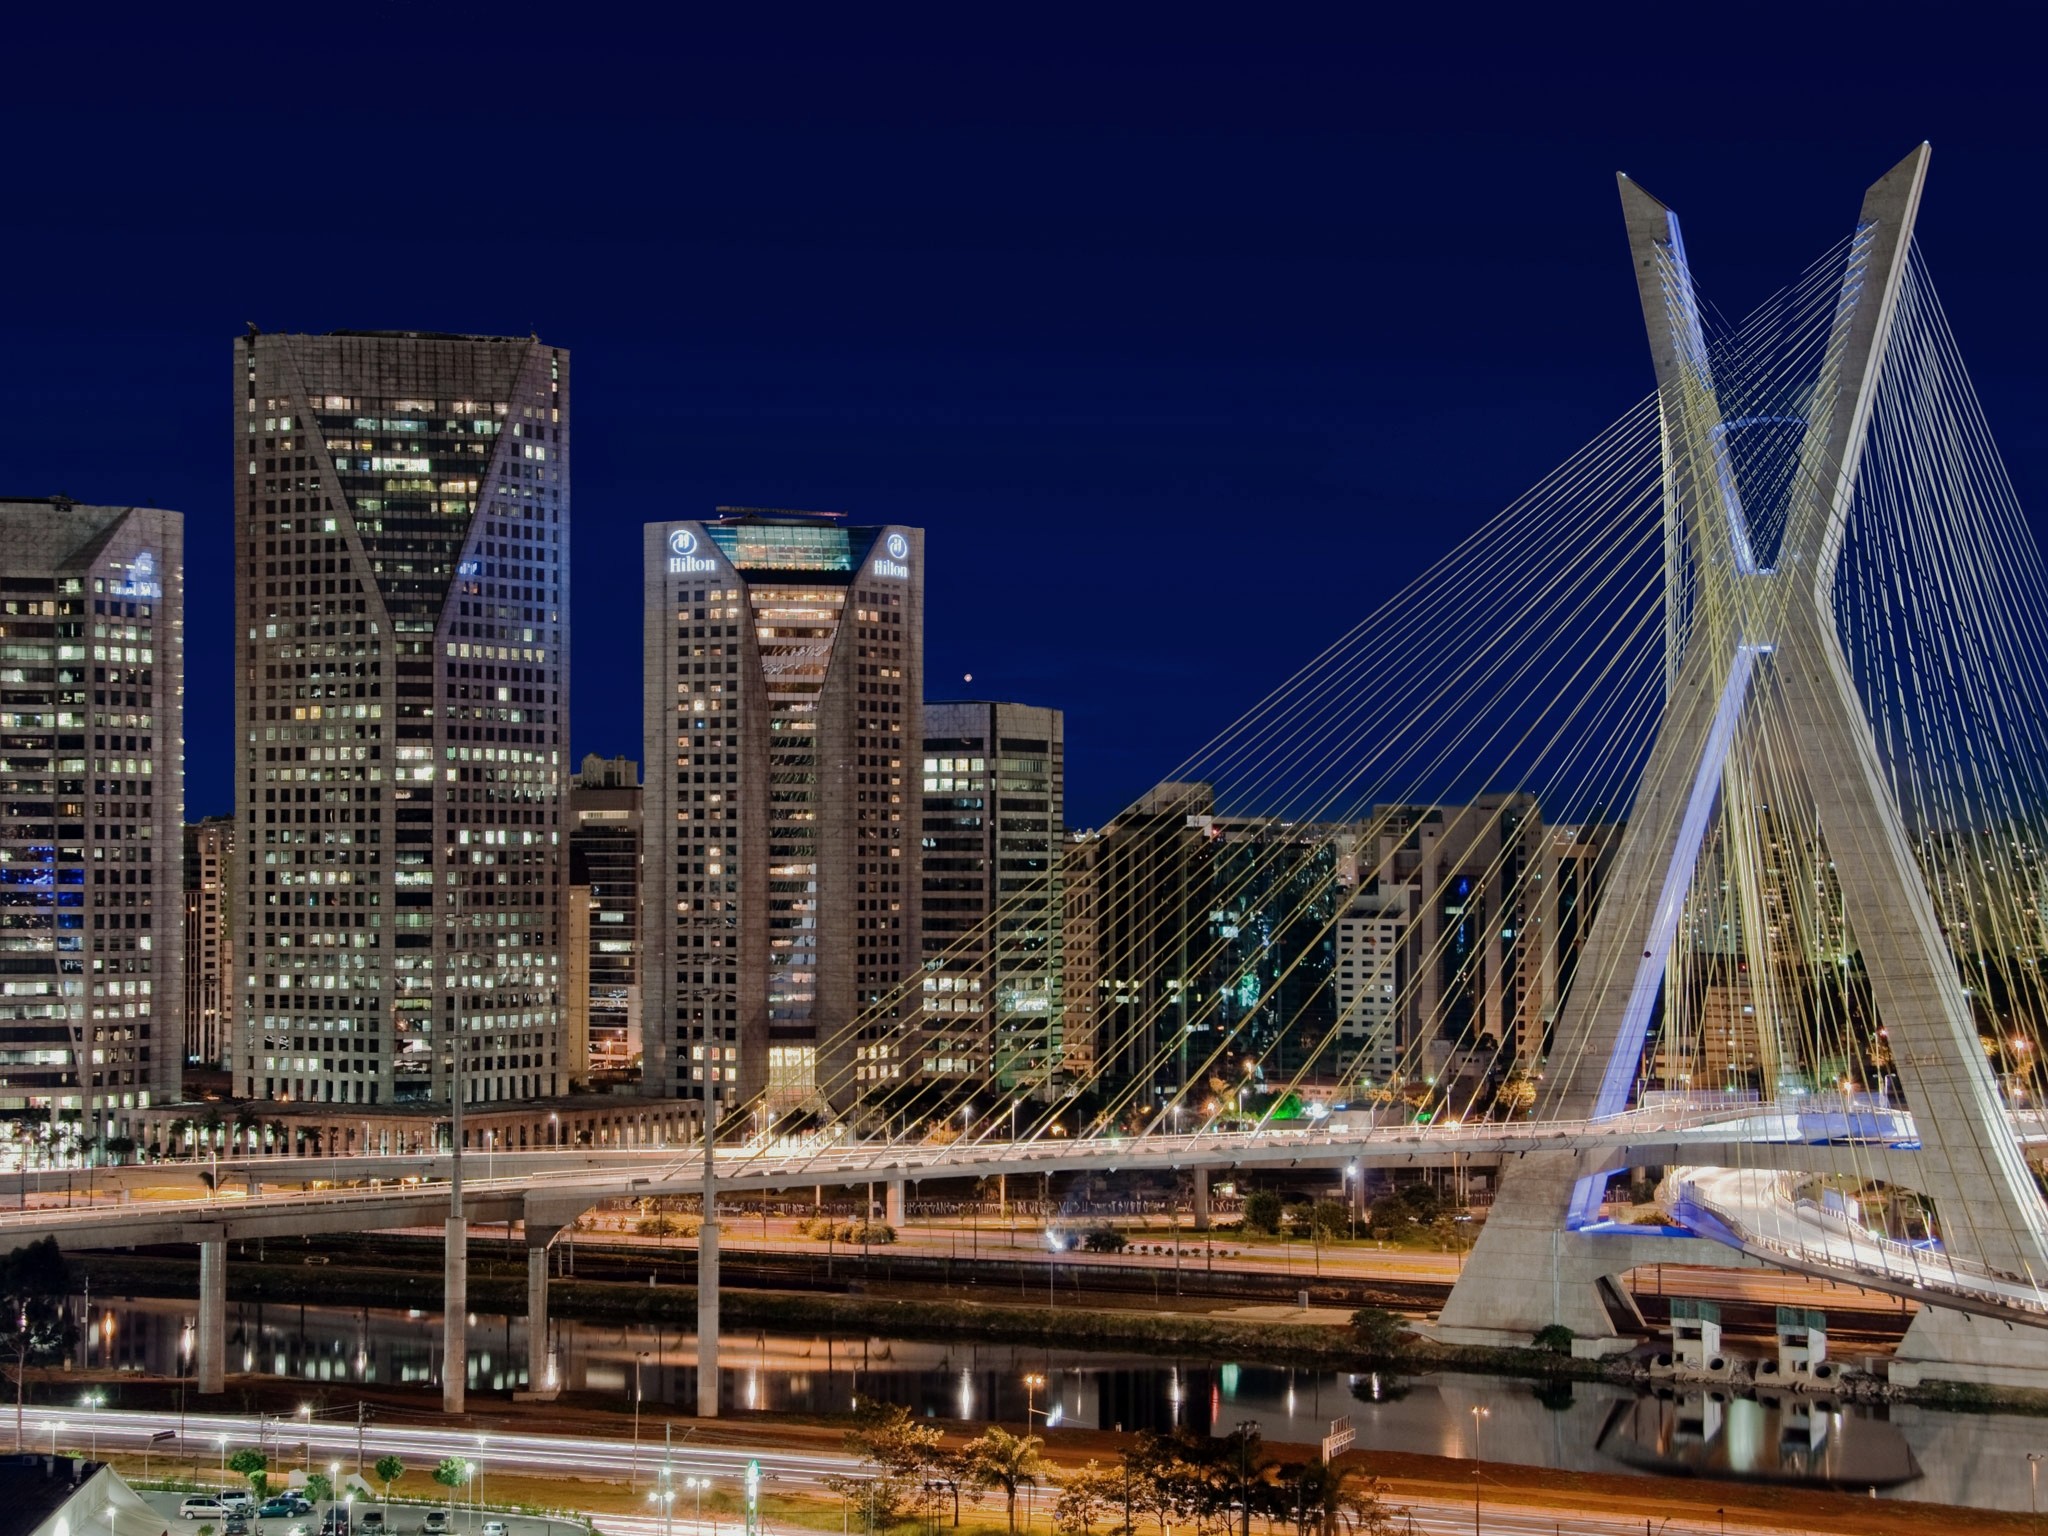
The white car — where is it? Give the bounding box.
[181,1499,228,1521]
[482,1523,508,1536]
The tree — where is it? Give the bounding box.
[167,1117,193,1156]
[233,1108,261,1153]
[963,1429,1043,1535]
[1301,1201,1349,1243]
[1336,1477,1402,1536]
[306,1473,335,1505]
[375,1455,405,1502]
[0,1238,76,1451]
[1347,1307,1407,1359]
[1054,1462,1114,1536]
[432,1458,467,1508]
[228,1449,268,1501]
[1241,1191,1283,1235]
[1531,1324,1574,1356]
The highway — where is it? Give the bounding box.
[58,1407,1901,1536]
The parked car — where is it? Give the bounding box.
[180,1498,228,1521]
[320,1511,351,1535]
[482,1523,507,1536]
[358,1513,386,1533]
[261,1500,310,1520]
[221,1494,256,1514]
[225,1518,251,1536]
[421,1513,451,1535]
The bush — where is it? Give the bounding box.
[1349,1306,1409,1358]
[1242,1190,1284,1235]
[1532,1324,1575,1355]
[1081,1226,1127,1253]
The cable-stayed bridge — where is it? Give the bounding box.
[46,143,2048,1404]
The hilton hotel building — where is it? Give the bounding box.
[643,512,921,1117]
[235,331,570,1107]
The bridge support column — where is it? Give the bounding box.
[885,1179,905,1228]
[442,1216,467,1415]
[1191,1169,1210,1232]
[1889,1305,2048,1390]
[196,1237,226,1395]
[527,1224,558,1393]
[696,1206,720,1417]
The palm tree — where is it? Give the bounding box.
[166,1118,192,1157]
[232,1108,261,1154]
[964,1429,1043,1535]
[266,1121,286,1156]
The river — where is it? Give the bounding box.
[81,1297,2048,1512]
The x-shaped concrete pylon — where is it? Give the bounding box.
[1536,144,2048,1281]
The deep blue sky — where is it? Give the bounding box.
[4,9,2042,827]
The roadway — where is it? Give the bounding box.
[47,1407,1955,1536]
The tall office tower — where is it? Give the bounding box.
[1058,831,1101,1081]
[182,816,235,1068]
[918,701,1064,1096]
[1335,793,1554,1097]
[569,753,642,1080]
[643,512,922,1118]
[234,332,570,1106]
[0,500,183,1138]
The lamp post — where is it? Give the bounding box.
[1469,1405,1489,1536]
[1023,1372,1045,1433]
[2029,1452,2042,1532]
[47,1420,66,1457]
[331,1462,342,1507]
[300,1403,314,1477]
[79,1389,104,1461]
[473,1436,486,1511]
[632,1351,651,1486]
[685,1476,710,1530]
[217,1434,229,1487]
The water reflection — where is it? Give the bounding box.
[79,1298,2048,1511]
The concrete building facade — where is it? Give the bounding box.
[182,816,234,1067]
[643,512,922,1119]
[568,753,641,1081]
[918,701,1064,1095]
[0,500,184,1135]
[234,331,571,1107]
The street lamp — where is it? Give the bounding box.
[685,1476,711,1529]
[331,1461,342,1505]
[217,1433,229,1487]
[2029,1451,2042,1531]
[473,1436,486,1511]
[47,1420,66,1456]
[632,1351,651,1486]
[1023,1372,1045,1432]
[79,1389,104,1460]
[1469,1405,1489,1536]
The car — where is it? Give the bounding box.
[221,1494,256,1513]
[260,1501,307,1520]
[321,1512,350,1535]
[181,1498,228,1521]
[225,1519,250,1536]
[482,1522,507,1536]
[421,1514,450,1535]
[358,1514,385,1533]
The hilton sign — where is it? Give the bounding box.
[667,529,717,575]
[871,532,910,579]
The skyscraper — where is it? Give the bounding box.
[643,512,922,1119]
[569,753,642,1081]
[234,331,570,1106]
[182,816,235,1069]
[0,500,183,1137]
[918,701,1064,1095]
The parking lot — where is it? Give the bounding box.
[137,1490,582,1536]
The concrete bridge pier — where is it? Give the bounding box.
[442,1216,467,1415]
[526,1224,559,1392]
[1191,1169,1210,1232]
[696,1203,720,1417]
[885,1179,906,1228]
[196,1236,226,1394]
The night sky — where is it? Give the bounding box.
[4,10,2042,827]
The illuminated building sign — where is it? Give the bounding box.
[668,528,717,575]
[110,551,162,599]
[671,528,720,577]
[872,531,909,579]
